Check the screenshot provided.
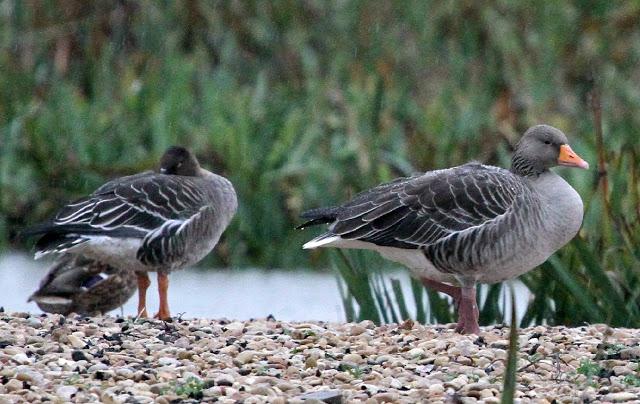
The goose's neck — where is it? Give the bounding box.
[510,152,547,177]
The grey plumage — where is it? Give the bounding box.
[24,146,237,319]
[301,125,589,333]
[24,148,237,274]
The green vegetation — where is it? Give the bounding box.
[577,358,605,387]
[2,1,640,327]
[166,377,206,400]
[501,287,518,404]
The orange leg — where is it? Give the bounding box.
[136,272,151,318]
[154,273,171,320]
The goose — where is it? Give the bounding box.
[23,146,238,320]
[28,255,137,316]
[299,125,588,334]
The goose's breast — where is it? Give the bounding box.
[477,173,584,283]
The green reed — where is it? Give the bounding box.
[1,1,639,326]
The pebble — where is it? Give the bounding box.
[56,385,78,400]
[343,353,363,364]
[604,392,639,402]
[235,350,256,364]
[0,313,638,403]
[5,379,23,392]
[67,334,86,349]
[11,353,30,365]
[157,357,178,367]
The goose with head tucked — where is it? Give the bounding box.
[299,125,588,334]
[29,255,136,316]
[24,146,238,320]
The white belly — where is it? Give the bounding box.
[304,236,457,284]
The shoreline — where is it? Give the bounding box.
[1,312,639,403]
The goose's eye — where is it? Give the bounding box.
[177,162,183,168]
[544,140,551,145]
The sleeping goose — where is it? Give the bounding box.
[299,125,588,334]
[23,146,237,320]
[28,255,137,316]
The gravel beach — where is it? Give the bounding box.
[1,312,639,403]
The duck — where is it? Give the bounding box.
[298,125,589,334]
[28,255,136,316]
[23,146,238,320]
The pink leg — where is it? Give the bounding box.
[455,286,480,334]
[420,278,480,334]
[420,278,462,307]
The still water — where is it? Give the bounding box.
[0,252,346,321]
[0,252,528,323]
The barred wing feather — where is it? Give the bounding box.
[331,163,526,249]
[137,205,216,266]
[53,174,210,235]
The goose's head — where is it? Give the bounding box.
[512,125,589,176]
[159,146,200,176]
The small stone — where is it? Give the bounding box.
[15,369,43,385]
[298,390,343,404]
[11,354,30,365]
[389,378,403,389]
[433,356,449,366]
[235,350,255,365]
[88,363,108,372]
[116,368,134,379]
[372,392,399,402]
[407,348,425,358]
[612,366,632,376]
[349,325,367,336]
[67,335,86,349]
[72,350,89,361]
[158,357,178,367]
[489,340,509,349]
[480,389,495,399]
[343,353,363,364]
[150,383,171,395]
[212,376,232,387]
[305,356,318,368]
[26,318,42,328]
[177,350,193,360]
[248,385,273,396]
[620,347,640,360]
[604,392,639,402]
[56,385,78,400]
[374,355,393,364]
[5,379,23,392]
[428,384,445,394]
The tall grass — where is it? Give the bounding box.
[1,1,640,326]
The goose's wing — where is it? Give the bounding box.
[328,163,525,249]
[29,174,212,253]
[55,175,208,233]
[136,204,216,266]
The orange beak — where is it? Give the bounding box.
[558,144,589,169]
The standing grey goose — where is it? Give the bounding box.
[299,125,588,334]
[28,255,137,316]
[23,146,238,320]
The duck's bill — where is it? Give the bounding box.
[558,144,589,169]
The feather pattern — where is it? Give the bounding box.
[26,166,237,273]
[330,164,524,250]
[28,255,137,315]
[302,161,584,284]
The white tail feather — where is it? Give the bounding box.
[302,235,341,249]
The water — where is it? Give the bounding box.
[0,252,530,323]
[0,252,346,321]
